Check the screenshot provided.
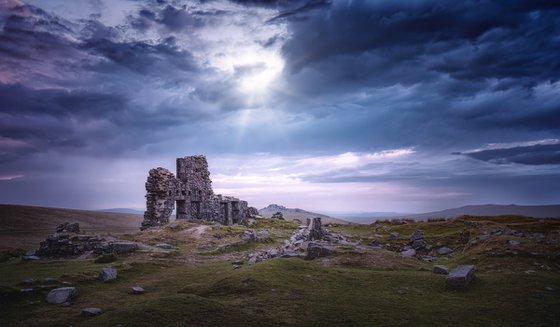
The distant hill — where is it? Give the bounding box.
[402,204,560,220]
[98,208,144,215]
[0,204,143,249]
[259,204,349,224]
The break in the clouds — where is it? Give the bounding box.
[0,0,559,213]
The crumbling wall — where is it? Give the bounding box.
[141,167,177,229]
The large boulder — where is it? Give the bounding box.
[306,243,331,260]
[100,267,118,282]
[446,265,475,290]
[46,287,77,304]
[109,241,138,254]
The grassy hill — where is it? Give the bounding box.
[402,204,560,220]
[259,204,349,224]
[0,204,143,249]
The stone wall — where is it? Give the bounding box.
[141,155,252,229]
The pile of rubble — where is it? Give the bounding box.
[33,222,138,258]
[245,217,351,265]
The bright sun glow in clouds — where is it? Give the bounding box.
[238,51,284,95]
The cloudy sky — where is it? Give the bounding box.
[0,0,559,213]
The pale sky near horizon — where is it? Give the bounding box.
[1,0,559,213]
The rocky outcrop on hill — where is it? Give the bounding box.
[258,204,349,224]
[246,217,352,265]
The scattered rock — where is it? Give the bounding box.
[131,286,145,294]
[25,249,37,256]
[446,265,475,290]
[271,211,284,220]
[155,243,175,249]
[368,240,383,248]
[20,288,35,293]
[479,235,490,241]
[545,286,556,292]
[21,278,37,285]
[46,287,77,304]
[43,277,58,284]
[100,267,117,282]
[231,260,243,265]
[433,265,449,274]
[437,247,453,255]
[508,240,520,246]
[232,265,242,269]
[409,230,426,249]
[389,232,399,240]
[421,255,438,262]
[169,222,179,230]
[21,255,41,261]
[401,249,416,258]
[81,307,103,317]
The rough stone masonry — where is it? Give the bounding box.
[141,155,254,229]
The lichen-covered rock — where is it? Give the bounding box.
[446,265,475,290]
[109,241,138,254]
[100,267,117,282]
[437,246,453,255]
[131,286,145,294]
[401,249,416,257]
[46,287,76,304]
[306,243,331,260]
[81,307,103,317]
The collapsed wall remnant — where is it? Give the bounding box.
[141,155,255,229]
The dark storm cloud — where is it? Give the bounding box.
[81,37,199,75]
[267,0,331,22]
[462,143,560,165]
[280,0,560,88]
[1,0,560,210]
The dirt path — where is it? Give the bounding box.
[186,225,210,239]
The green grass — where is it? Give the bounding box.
[2,214,560,326]
[2,255,559,326]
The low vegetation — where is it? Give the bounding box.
[1,212,559,326]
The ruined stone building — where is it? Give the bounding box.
[141,155,252,229]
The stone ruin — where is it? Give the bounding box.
[141,155,255,229]
[33,222,138,258]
